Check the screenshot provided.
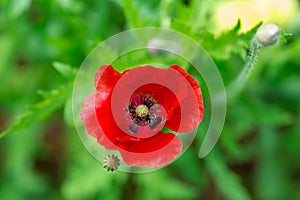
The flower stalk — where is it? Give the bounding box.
[227,23,280,100]
[227,37,260,100]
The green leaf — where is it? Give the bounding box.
[206,150,251,200]
[233,19,242,32]
[171,19,261,61]
[52,62,77,80]
[204,20,261,61]
[254,127,289,200]
[2,0,32,19]
[279,29,292,43]
[0,85,71,139]
[136,170,197,200]
[62,133,128,200]
[256,103,293,126]
[188,0,219,31]
[122,0,161,27]
[64,97,74,127]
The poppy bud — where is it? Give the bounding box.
[255,23,280,46]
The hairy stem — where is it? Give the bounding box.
[227,38,261,100]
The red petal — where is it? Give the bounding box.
[111,66,187,123]
[80,92,117,150]
[94,65,121,92]
[164,65,204,132]
[120,133,182,168]
[170,65,203,110]
[82,65,123,150]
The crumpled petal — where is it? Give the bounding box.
[120,134,182,168]
[94,65,121,92]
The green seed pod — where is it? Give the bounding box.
[103,154,120,172]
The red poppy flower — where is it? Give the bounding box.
[80,65,204,168]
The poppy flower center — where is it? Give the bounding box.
[126,94,163,134]
[135,104,149,117]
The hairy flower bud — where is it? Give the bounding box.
[255,23,280,46]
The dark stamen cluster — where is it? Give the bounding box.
[126,94,162,133]
[128,95,156,126]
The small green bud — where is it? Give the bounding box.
[255,23,280,46]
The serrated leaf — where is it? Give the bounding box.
[243,21,263,35]
[233,19,242,32]
[0,85,71,139]
[202,20,262,61]
[53,62,77,80]
[171,19,250,61]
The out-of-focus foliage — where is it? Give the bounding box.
[0,0,299,200]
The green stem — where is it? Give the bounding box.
[227,38,261,100]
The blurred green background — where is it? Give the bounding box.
[1,0,300,199]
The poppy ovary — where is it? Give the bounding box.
[135,104,149,118]
[103,154,120,172]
